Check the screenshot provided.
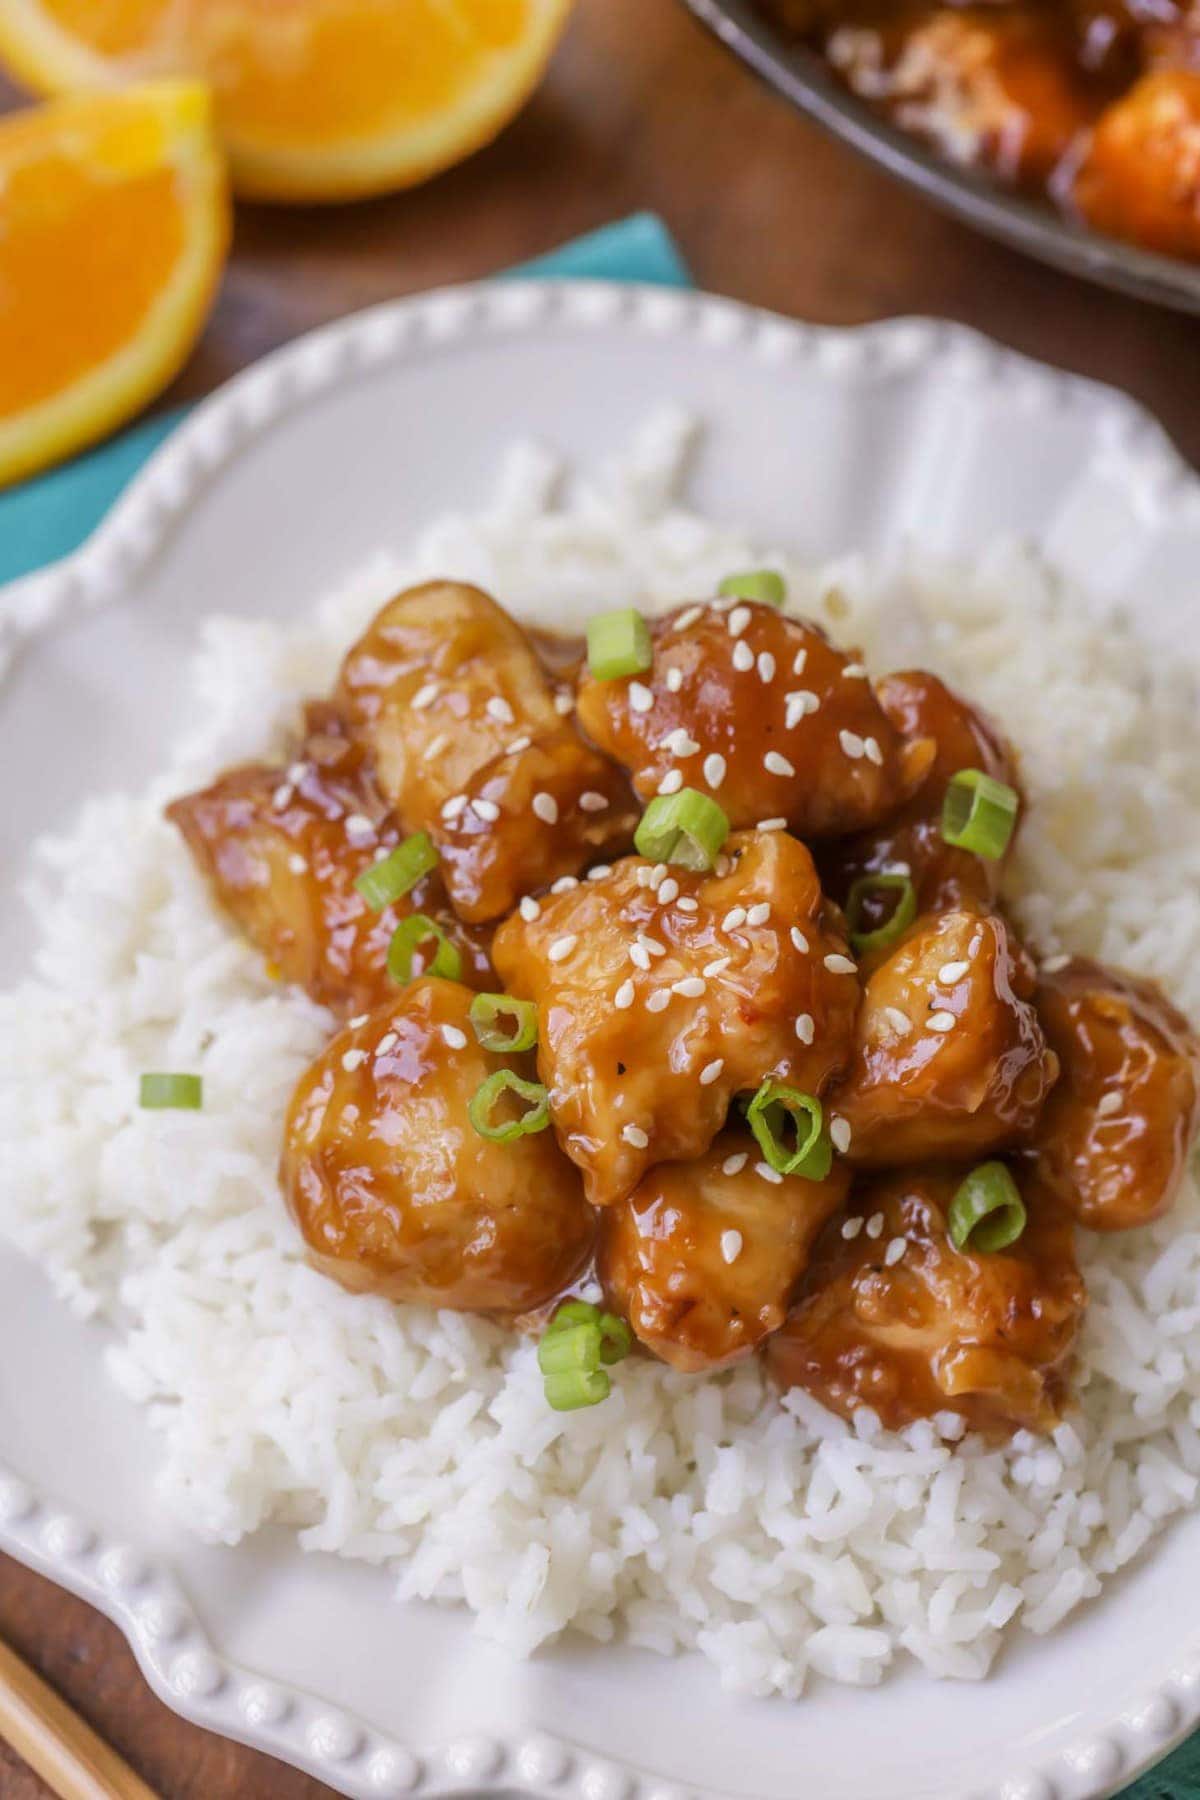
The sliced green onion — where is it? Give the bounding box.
[634,787,729,871]
[548,1298,604,1331]
[597,1311,634,1365]
[139,1072,203,1110]
[846,873,917,955]
[948,1162,1027,1253]
[387,914,462,984]
[544,1368,611,1411]
[746,1081,831,1179]
[468,992,538,1053]
[354,832,437,910]
[538,1323,602,1375]
[586,607,652,680]
[718,569,786,607]
[468,1070,550,1142]
[941,769,1019,859]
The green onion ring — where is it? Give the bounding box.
[948,1162,1027,1253]
[543,1368,612,1411]
[468,992,538,1053]
[941,769,1019,859]
[634,788,729,871]
[586,607,653,680]
[746,1081,832,1180]
[139,1072,203,1110]
[386,914,462,985]
[354,832,438,910]
[468,1070,550,1143]
[845,872,918,955]
[717,569,786,607]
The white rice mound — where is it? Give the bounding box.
[2,411,1200,1698]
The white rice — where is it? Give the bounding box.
[2,411,1199,1699]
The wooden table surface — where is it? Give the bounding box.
[2,1,1198,1794]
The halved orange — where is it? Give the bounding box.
[0,81,229,488]
[0,0,575,203]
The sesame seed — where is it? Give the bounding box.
[927,1010,956,1033]
[554,692,574,715]
[272,784,294,809]
[614,979,635,1010]
[635,865,655,887]
[651,863,669,885]
[795,1013,815,1044]
[881,1006,913,1039]
[658,769,684,796]
[1097,1091,1123,1117]
[728,606,752,637]
[622,1123,649,1149]
[674,605,704,633]
[658,877,680,904]
[349,1014,369,1028]
[1041,953,1071,974]
[645,989,671,1013]
[746,902,770,926]
[700,1058,725,1086]
[785,690,820,729]
[715,854,733,878]
[411,683,439,711]
[472,797,501,823]
[756,1161,784,1185]
[548,934,578,963]
[703,956,732,977]
[764,751,795,777]
[674,977,706,998]
[518,896,541,922]
[423,733,449,761]
[732,641,755,672]
[720,1229,743,1263]
[824,953,857,975]
[341,1048,367,1072]
[790,927,809,953]
[677,896,699,913]
[938,961,969,984]
[640,934,667,957]
[757,817,787,832]
[441,795,468,822]
[884,1237,906,1267]
[830,1116,852,1154]
[630,943,652,971]
[703,753,727,789]
[532,792,559,825]
[345,813,375,841]
[757,652,776,683]
[375,1032,398,1056]
[288,853,308,874]
[866,1211,884,1239]
[286,760,309,785]
[587,864,612,882]
[665,666,684,693]
[792,648,808,675]
[550,875,579,894]
[842,663,868,679]
[722,907,747,931]
[486,696,515,725]
[579,791,610,813]
[661,727,700,756]
[723,1152,749,1176]
[841,1217,864,1240]
[629,681,654,714]
[864,737,884,766]
[441,1024,468,1050]
[839,730,866,760]
[506,735,532,756]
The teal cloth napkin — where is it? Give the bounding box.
[0,205,1187,1800]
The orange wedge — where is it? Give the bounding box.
[0,82,229,489]
[0,0,575,203]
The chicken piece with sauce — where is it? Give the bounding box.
[820,669,1019,929]
[335,581,636,923]
[832,909,1058,1164]
[765,1166,1086,1435]
[1073,70,1200,259]
[1025,957,1200,1230]
[281,977,596,1312]
[574,599,935,839]
[493,829,861,1207]
[167,708,493,1018]
[599,1130,851,1371]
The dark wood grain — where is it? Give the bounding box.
[1,0,1197,1793]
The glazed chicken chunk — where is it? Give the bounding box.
[335,581,636,922]
[821,669,1018,928]
[281,978,595,1312]
[832,910,1058,1165]
[167,712,493,1018]
[574,600,935,839]
[1026,957,1200,1231]
[766,1167,1086,1436]
[599,1131,851,1372]
[1074,71,1200,260]
[493,830,861,1206]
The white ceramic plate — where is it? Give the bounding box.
[2,282,1200,1800]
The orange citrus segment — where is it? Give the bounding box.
[0,0,574,202]
[0,83,229,489]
